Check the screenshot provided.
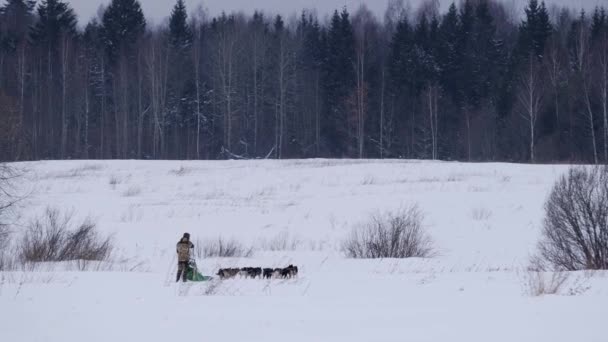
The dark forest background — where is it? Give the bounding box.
[0,0,607,163]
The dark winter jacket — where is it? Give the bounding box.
[176,238,194,262]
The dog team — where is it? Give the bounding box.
[216,265,298,279]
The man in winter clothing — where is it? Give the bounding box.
[176,232,194,282]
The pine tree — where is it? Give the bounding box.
[438,3,462,106]
[102,0,146,63]
[82,20,109,158]
[322,9,355,156]
[169,0,192,51]
[30,0,78,158]
[591,7,606,41]
[518,0,552,60]
[389,15,414,91]
[30,0,77,43]
[298,12,324,155]
[471,0,501,104]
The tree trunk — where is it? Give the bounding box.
[84,62,89,159]
[315,72,320,156]
[137,49,144,159]
[601,35,608,163]
[100,55,106,159]
[47,45,54,157]
[121,60,129,159]
[583,79,598,164]
[195,50,201,160]
[517,57,541,163]
[427,84,438,160]
[60,36,69,159]
[253,34,259,156]
[356,45,365,159]
[18,44,26,159]
[380,68,385,159]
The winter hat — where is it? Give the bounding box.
[183,232,190,239]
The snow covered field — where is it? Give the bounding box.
[1,159,607,342]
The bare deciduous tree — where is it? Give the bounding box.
[572,13,598,164]
[536,166,608,270]
[352,5,377,158]
[518,56,543,163]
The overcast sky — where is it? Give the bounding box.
[67,0,604,26]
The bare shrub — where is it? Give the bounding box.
[342,205,436,259]
[18,208,114,263]
[0,163,22,226]
[0,226,15,270]
[108,175,121,189]
[195,237,254,258]
[51,164,103,179]
[361,175,376,185]
[536,166,608,270]
[523,271,569,296]
[0,163,23,270]
[123,186,142,197]
[169,166,190,176]
[0,225,9,251]
[258,231,301,251]
[77,163,104,172]
[470,207,492,221]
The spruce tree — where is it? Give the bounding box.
[322,9,355,156]
[518,0,552,59]
[102,0,146,63]
[439,3,463,106]
[591,7,606,42]
[169,0,192,51]
[31,0,77,44]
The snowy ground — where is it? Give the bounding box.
[1,159,607,342]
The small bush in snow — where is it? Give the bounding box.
[195,237,254,258]
[535,166,608,271]
[169,166,190,176]
[257,231,301,251]
[123,186,142,197]
[0,225,9,251]
[18,208,114,263]
[342,205,435,259]
[0,226,14,270]
[108,175,121,189]
[470,207,492,221]
[0,163,22,227]
[523,271,569,296]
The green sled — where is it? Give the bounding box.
[186,260,213,282]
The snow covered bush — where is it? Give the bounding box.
[342,205,435,259]
[535,166,608,270]
[18,208,114,264]
[195,237,254,258]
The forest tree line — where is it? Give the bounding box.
[0,0,607,163]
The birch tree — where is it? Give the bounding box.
[518,56,543,163]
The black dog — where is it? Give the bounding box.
[247,267,262,279]
[263,268,274,279]
[280,264,298,279]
